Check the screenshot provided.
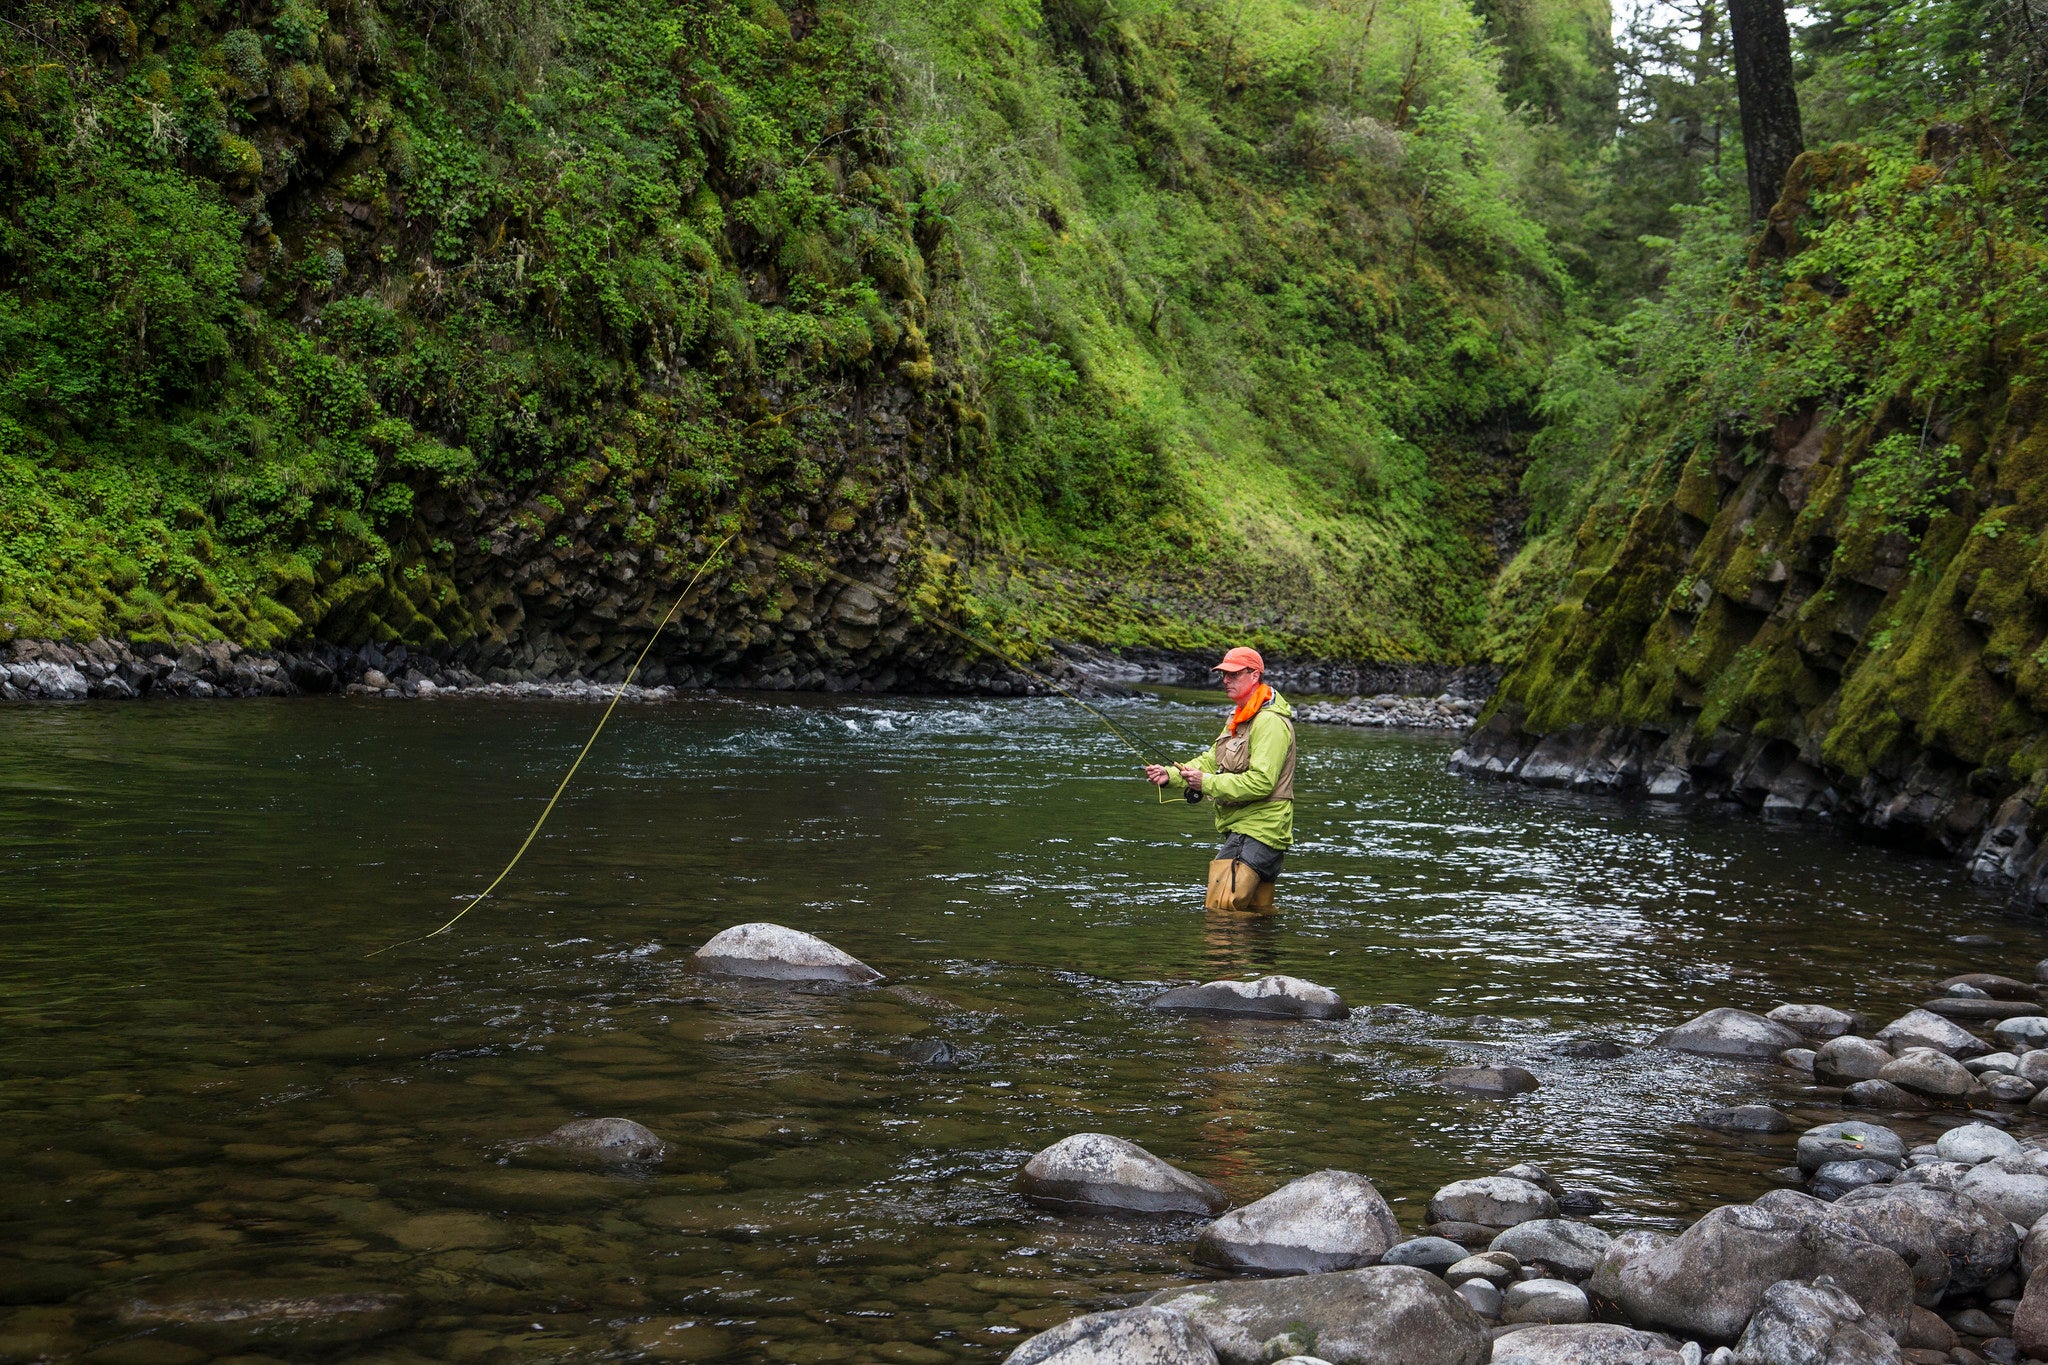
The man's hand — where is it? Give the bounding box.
[1145,764,1173,787]
[1178,765,1205,792]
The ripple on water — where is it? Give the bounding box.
[2,693,2045,1359]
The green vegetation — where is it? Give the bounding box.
[0,0,1596,660]
[1484,0,2048,787]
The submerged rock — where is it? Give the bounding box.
[1730,1277,1898,1365]
[1193,1170,1401,1274]
[1843,1079,1924,1109]
[1767,1004,1859,1040]
[1441,1065,1541,1097]
[1557,1038,1628,1060]
[1814,1036,1893,1086]
[529,1117,665,1163]
[1017,1133,1228,1216]
[1655,1008,1802,1060]
[1695,1105,1793,1135]
[1002,1306,1219,1365]
[893,1038,965,1066]
[691,923,882,984]
[1144,1266,1490,1365]
[1942,974,2037,1001]
[1429,1178,1558,1229]
[1147,975,1349,1020]
[116,1288,411,1352]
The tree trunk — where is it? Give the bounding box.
[1726,0,1804,222]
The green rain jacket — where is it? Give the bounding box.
[1165,690,1297,849]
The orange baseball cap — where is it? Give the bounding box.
[1211,646,1264,673]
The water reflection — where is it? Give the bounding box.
[2,693,2045,1361]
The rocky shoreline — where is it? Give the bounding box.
[1449,715,2048,913]
[990,954,2048,1365]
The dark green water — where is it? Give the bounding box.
[5,693,2047,1364]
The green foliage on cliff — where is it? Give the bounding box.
[0,0,1589,662]
[1481,0,2048,789]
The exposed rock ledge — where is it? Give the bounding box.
[1450,712,2048,910]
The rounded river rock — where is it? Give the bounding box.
[1017,1133,1228,1216]
[1146,975,1349,1020]
[691,923,882,984]
[1193,1169,1401,1274]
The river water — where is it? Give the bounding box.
[5,692,2048,1363]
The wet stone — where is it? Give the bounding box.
[1798,1122,1908,1174]
[1881,1049,1977,1101]
[1654,1008,1802,1060]
[1487,1322,1686,1364]
[1503,1279,1590,1326]
[1016,1133,1227,1216]
[1441,1066,1541,1097]
[1877,1010,1991,1059]
[1942,975,2038,1001]
[893,1038,964,1067]
[1768,1004,1860,1040]
[1192,1170,1401,1274]
[1429,1178,1558,1229]
[1924,998,2045,1022]
[1959,1161,2048,1227]
[1937,1124,2023,1165]
[1694,1105,1793,1134]
[1000,1306,1218,1365]
[1815,1036,1895,1086]
[1456,1279,1502,1318]
[115,1288,411,1353]
[1812,1158,1902,1201]
[1733,1277,1897,1365]
[1146,975,1349,1021]
[1556,1039,1627,1060]
[1994,1017,2048,1050]
[1382,1237,1470,1273]
[1984,1074,2038,1104]
[1144,1266,1489,1365]
[691,923,883,984]
[1448,1253,1519,1285]
[1783,1048,1817,1071]
[1845,1078,1926,1109]
[1489,1222,1614,1281]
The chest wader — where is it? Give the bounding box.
[1202,710,1295,914]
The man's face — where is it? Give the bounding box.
[1220,667,1261,702]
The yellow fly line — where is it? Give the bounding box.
[368,535,1194,957]
[365,532,736,958]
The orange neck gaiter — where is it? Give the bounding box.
[1227,683,1273,735]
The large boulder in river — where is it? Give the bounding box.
[1017,1134,1228,1215]
[1489,1221,1613,1280]
[1813,1036,1892,1086]
[1767,1004,1860,1040]
[1654,1008,1802,1060]
[1193,1170,1401,1274]
[1755,1185,2018,1305]
[1147,976,1349,1020]
[1730,1277,1900,1365]
[528,1117,665,1163]
[1602,1203,1913,1342]
[1429,1178,1557,1229]
[1144,1266,1489,1365]
[1942,973,2037,1000]
[1795,1122,1906,1174]
[691,923,882,984]
[1874,1009,1988,1059]
[1486,1323,1684,1363]
[1003,1306,1218,1365]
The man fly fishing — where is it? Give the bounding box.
[1146,647,1296,913]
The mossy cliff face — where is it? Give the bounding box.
[0,0,1582,674]
[1456,134,2048,904]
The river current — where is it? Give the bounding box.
[5,692,2047,1363]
